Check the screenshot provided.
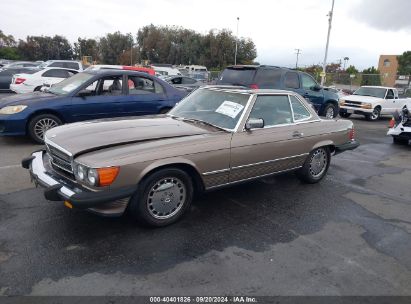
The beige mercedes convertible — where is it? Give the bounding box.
[23,86,359,226]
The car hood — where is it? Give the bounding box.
[343,95,382,103]
[45,116,215,156]
[0,92,61,107]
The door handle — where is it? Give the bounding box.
[292,131,304,137]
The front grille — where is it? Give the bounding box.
[344,100,362,108]
[46,143,73,174]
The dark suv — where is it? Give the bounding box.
[216,65,339,118]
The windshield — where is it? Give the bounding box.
[48,72,94,95]
[169,88,251,130]
[353,87,387,98]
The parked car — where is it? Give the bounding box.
[10,67,78,93]
[387,100,411,144]
[0,70,186,143]
[38,60,83,71]
[0,67,38,92]
[86,65,155,75]
[339,86,410,121]
[0,61,41,71]
[216,65,340,118]
[152,64,182,78]
[23,87,359,227]
[164,75,204,92]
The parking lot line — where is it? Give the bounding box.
[0,164,21,170]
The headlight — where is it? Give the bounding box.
[0,105,27,114]
[74,163,119,187]
[87,168,99,186]
[361,103,372,109]
[339,99,345,106]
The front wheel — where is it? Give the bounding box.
[393,136,409,145]
[128,168,194,227]
[297,147,330,184]
[28,114,62,144]
[323,103,337,119]
[365,107,381,121]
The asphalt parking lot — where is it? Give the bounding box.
[0,104,410,296]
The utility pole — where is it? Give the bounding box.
[295,49,302,69]
[130,40,133,66]
[234,17,239,65]
[321,0,335,86]
[343,56,349,70]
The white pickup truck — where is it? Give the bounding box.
[339,86,410,121]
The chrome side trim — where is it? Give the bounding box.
[231,153,308,170]
[202,168,230,176]
[206,166,303,190]
[31,151,75,197]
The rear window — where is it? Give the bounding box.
[217,68,256,85]
[254,68,282,88]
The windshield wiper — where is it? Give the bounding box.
[180,118,229,132]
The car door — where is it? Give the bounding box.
[298,73,324,107]
[229,94,311,183]
[118,75,168,115]
[69,74,129,121]
[0,69,13,90]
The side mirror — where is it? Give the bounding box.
[245,118,264,130]
[312,84,322,91]
[77,89,90,98]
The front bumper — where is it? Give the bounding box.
[22,151,136,215]
[334,140,360,155]
[340,106,372,115]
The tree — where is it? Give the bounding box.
[346,65,359,75]
[0,30,20,60]
[0,30,17,47]
[99,31,133,64]
[18,35,73,60]
[361,67,381,86]
[73,38,100,62]
[397,51,411,86]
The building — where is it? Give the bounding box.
[378,55,399,87]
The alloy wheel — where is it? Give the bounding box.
[309,149,327,178]
[34,118,59,140]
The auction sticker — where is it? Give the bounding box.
[215,101,244,118]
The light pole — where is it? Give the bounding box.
[343,56,349,70]
[295,48,302,69]
[234,17,239,65]
[321,0,335,86]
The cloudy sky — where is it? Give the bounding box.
[1,0,410,69]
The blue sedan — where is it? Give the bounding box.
[0,70,187,143]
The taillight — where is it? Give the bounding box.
[249,84,259,89]
[389,118,395,128]
[348,128,355,141]
[15,78,26,84]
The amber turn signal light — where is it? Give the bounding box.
[389,118,395,128]
[97,167,120,186]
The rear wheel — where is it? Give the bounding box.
[297,147,330,184]
[28,114,62,144]
[128,168,194,227]
[365,107,381,121]
[393,136,409,145]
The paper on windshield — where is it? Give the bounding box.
[61,84,77,92]
[215,101,244,118]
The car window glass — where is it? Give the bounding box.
[100,76,123,96]
[128,76,164,95]
[284,72,300,89]
[290,95,310,121]
[171,77,182,84]
[301,74,317,90]
[64,62,80,70]
[42,69,70,78]
[182,77,196,84]
[254,68,282,88]
[386,89,394,99]
[249,95,293,127]
[49,62,64,68]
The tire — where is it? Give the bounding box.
[340,112,351,118]
[297,147,330,184]
[27,114,62,144]
[159,107,171,114]
[365,107,381,121]
[128,168,194,227]
[393,136,409,145]
[322,103,337,119]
